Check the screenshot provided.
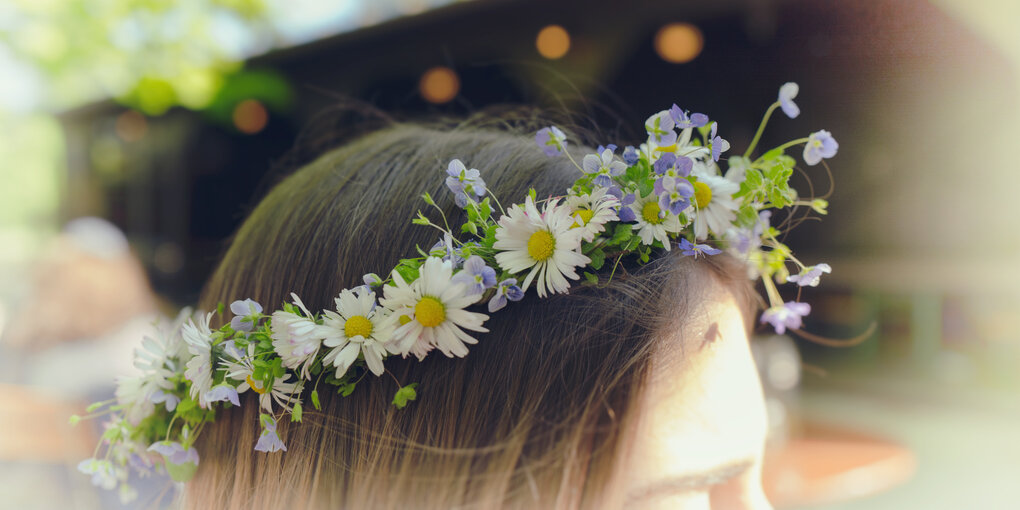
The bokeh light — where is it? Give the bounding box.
[419,66,460,104]
[232,99,269,134]
[114,110,147,142]
[536,25,570,60]
[654,23,703,63]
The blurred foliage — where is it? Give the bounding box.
[0,0,272,114]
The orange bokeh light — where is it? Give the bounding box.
[536,25,570,60]
[115,110,147,142]
[233,99,268,134]
[419,66,460,104]
[654,23,704,64]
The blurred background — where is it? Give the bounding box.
[1,0,1018,508]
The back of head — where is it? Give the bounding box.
[189,110,753,509]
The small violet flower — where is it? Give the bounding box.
[669,104,709,129]
[760,301,811,335]
[709,123,730,162]
[622,145,640,166]
[150,390,180,412]
[255,415,287,453]
[147,441,200,466]
[778,82,800,119]
[535,126,568,156]
[229,299,263,332]
[430,233,464,268]
[77,458,118,490]
[787,263,832,287]
[582,147,627,188]
[203,384,240,407]
[803,130,838,166]
[617,192,637,222]
[451,256,497,296]
[488,278,525,313]
[645,110,677,146]
[653,153,693,177]
[445,159,487,208]
[679,238,722,258]
[653,176,694,215]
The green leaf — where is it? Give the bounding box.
[610,223,633,245]
[589,248,606,270]
[461,221,478,236]
[583,271,599,285]
[339,382,356,397]
[528,188,537,202]
[479,198,492,220]
[310,390,321,411]
[392,383,419,409]
[85,401,105,413]
[216,302,225,317]
[625,236,642,252]
[291,402,302,422]
[176,397,197,413]
[421,192,435,206]
[412,211,430,226]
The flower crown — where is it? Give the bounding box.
[75,82,837,502]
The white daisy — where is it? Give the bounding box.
[221,343,299,413]
[691,164,739,240]
[565,187,620,242]
[321,288,394,378]
[270,293,326,380]
[181,312,215,408]
[116,310,191,424]
[628,192,684,249]
[380,257,489,360]
[493,196,590,298]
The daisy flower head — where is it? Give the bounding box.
[628,191,685,249]
[270,293,326,380]
[181,312,216,408]
[535,126,567,156]
[690,164,740,240]
[582,147,627,188]
[321,288,394,378]
[221,343,299,413]
[803,130,838,166]
[565,187,620,242]
[493,196,591,298]
[380,257,490,360]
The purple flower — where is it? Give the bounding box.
[77,459,117,490]
[582,147,627,188]
[760,301,811,334]
[535,126,568,156]
[451,255,497,296]
[622,146,640,166]
[230,299,263,332]
[203,384,240,407]
[778,82,800,119]
[488,278,524,312]
[430,233,464,268]
[653,176,694,215]
[653,153,693,177]
[709,123,730,162]
[669,104,709,129]
[255,415,287,452]
[679,238,723,258]
[803,130,838,166]
[147,441,200,466]
[617,193,637,222]
[788,263,832,287]
[150,390,180,412]
[645,110,677,146]
[445,159,487,208]
[727,210,771,255]
[596,144,618,154]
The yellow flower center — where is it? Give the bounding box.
[414,296,446,328]
[246,375,267,395]
[527,230,556,261]
[641,201,664,224]
[573,209,595,227]
[397,315,413,326]
[344,315,373,339]
[693,181,713,209]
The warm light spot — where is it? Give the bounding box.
[693,181,713,209]
[527,230,556,261]
[654,23,703,64]
[536,25,570,59]
[642,201,664,224]
[419,66,460,104]
[573,209,595,227]
[344,315,373,339]
[246,375,267,394]
[415,297,446,328]
[233,99,268,134]
[115,110,147,142]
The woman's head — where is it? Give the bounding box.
[189,112,768,509]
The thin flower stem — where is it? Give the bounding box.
[427,201,451,234]
[743,102,781,159]
[561,148,584,173]
[487,192,507,217]
[754,137,810,165]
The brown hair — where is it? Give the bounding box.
[187,110,754,510]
